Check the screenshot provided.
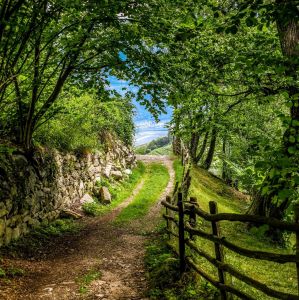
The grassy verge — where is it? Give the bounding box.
[114,163,169,224]
[82,161,146,216]
[145,227,218,300]
[173,158,184,183]
[0,266,25,279]
[188,166,296,299]
[0,219,80,258]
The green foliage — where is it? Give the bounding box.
[0,144,16,154]
[82,201,102,217]
[0,0,187,149]
[173,159,184,184]
[36,219,80,237]
[0,266,25,278]
[83,161,146,217]
[77,268,102,294]
[135,144,148,155]
[6,267,25,277]
[135,137,171,155]
[189,166,297,299]
[115,163,169,223]
[34,92,134,151]
[145,231,214,300]
[149,144,172,156]
[158,0,299,221]
[3,219,81,257]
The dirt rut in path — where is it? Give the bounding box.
[0,156,175,300]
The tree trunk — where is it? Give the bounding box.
[248,1,299,228]
[222,138,232,185]
[195,131,209,164]
[173,136,181,155]
[189,131,200,164]
[203,127,217,170]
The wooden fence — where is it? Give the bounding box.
[161,190,299,300]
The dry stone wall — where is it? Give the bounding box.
[0,142,135,246]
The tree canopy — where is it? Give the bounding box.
[0,0,299,234]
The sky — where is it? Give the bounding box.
[108,76,172,146]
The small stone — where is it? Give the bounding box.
[100,187,111,204]
[103,163,112,178]
[111,170,123,180]
[80,193,94,204]
[124,169,132,175]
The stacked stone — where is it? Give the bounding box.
[0,141,136,246]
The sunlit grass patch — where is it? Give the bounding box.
[188,166,297,299]
[77,268,102,294]
[82,161,146,216]
[115,163,169,223]
[173,159,184,184]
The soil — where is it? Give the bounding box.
[0,155,175,300]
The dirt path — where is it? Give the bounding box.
[0,155,175,300]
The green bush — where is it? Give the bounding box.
[35,219,80,237]
[145,232,212,300]
[34,92,134,152]
[82,201,103,217]
[3,219,81,257]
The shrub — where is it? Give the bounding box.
[34,92,134,152]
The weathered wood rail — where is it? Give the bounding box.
[161,191,299,300]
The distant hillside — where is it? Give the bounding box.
[135,136,172,155]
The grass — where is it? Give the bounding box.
[185,166,297,299]
[0,266,25,278]
[173,159,184,183]
[1,219,80,257]
[148,144,172,155]
[145,227,219,300]
[115,163,169,224]
[76,268,102,294]
[82,161,146,216]
[135,144,148,155]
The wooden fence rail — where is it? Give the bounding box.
[161,191,299,300]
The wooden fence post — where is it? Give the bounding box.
[189,197,197,241]
[166,195,172,239]
[294,204,299,296]
[178,191,186,274]
[209,201,228,300]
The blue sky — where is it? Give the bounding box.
[108,76,172,146]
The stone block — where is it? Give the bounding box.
[124,169,132,175]
[100,187,111,204]
[111,170,123,180]
[80,193,94,204]
[103,163,112,178]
